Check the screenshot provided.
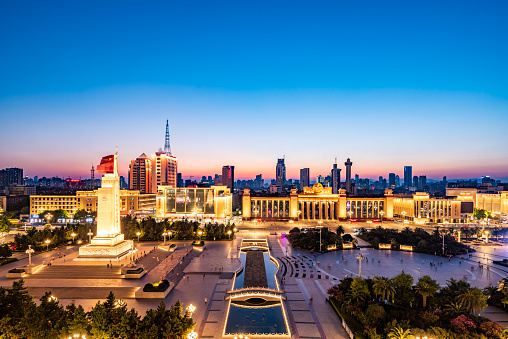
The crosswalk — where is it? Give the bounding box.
[276,255,339,281]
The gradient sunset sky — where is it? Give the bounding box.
[1,1,507,181]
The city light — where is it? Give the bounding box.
[186,330,198,339]
[44,239,50,251]
[186,304,196,314]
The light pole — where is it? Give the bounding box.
[187,331,198,339]
[186,304,196,315]
[297,210,301,226]
[26,245,34,266]
[485,230,489,243]
[87,229,93,243]
[317,220,323,252]
[163,230,172,245]
[442,233,445,255]
[380,211,385,223]
[45,239,50,251]
[136,231,141,242]
[402,211,407,224]
[357,253,364,278]
[227,230,232,240]
[198,230,203,240]
[71,232,76,243]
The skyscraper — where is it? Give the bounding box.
[275,158,286,187]
[151,121,177,192]
[129,153,152,193]
[418,175,427,190]
[413,176,419,189]
[0,168,23,187]
[404,166,412,189]
[344,158,353,193]
[222,166,234,191]
[300,168,310,190]
[388,173,396,187]
[331,163,341,194]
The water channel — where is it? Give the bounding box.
[224,239,290,337]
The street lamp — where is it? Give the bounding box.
[163,230,172,245]
[26,245,34,266]
[197,230,203,240]
[402,211,407,223]
[69,335,86,339]
[87,229,93,243]
[136,231,141,242]
[187,331,198,339]
[186,304,196,314]
[45,239,50,251]
[129,248,138,265]
[48,294,57,302]
[380,211,385,222]
[317,221,323,252]
[485,230,489,243]
[71,232,76,243]
[357,253,364,278]
[227,230,232,239]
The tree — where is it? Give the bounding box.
[387,327,414,339]
[0,244,12,259]
[0,213,12,233]
[456,287,487,315]
[73,209,89,220]
[473,208,488,220]
[348,277,370,302]
[415,275,440,308]
[373,276,395,302]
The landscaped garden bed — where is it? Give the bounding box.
[123,266,146,279]
[328,273,502,338]
[192,240,205,250]
[358,226,470,256]
[135,279,173,298]
[6,268,26,278]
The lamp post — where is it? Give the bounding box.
[297,210,301,226]
[136,231,141,242]
[187,331,198,339]
[380,211,385,223]
[357,253,364,278]
[129,248,138,265]
[163,230,172,245]
[45,239,50,251]
[26,245,34,266]
[317,220,323,252]
[485,230,489,243]
[227,230,232,240]
[402,211,407,223]
[87,229,93,243]
[186,304,196,315]
[197,230,203,240]
[71,232,76,243]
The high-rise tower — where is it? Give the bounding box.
[404,166,412,189]
[331,161,341,194]
[344,158,353,193]
[275,158,286,187]
[90,164,95,189]
[152,121,177,192]
[222,166,235,191]
[300,168,310,190]
[164,120,171,155]
[129,153,152,193]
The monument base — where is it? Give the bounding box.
[75,235,133,262]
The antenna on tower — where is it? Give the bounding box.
[335,157,337,164]
[164,120,172,155]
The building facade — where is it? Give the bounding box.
[151,151,178,192]
[30,190,156,218]
[300,168,309,191]
[393,192,466,224]
[0,168,23,187]
[222,166,234,191]
[275,159,286,188]
[155,185,232,220]
[404,166,412,189]
[129,153,152,193]
[242,183,394,221]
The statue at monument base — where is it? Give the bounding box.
[75,151,133,261]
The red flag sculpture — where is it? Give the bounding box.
[97,155,114,174]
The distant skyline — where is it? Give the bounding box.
[1,1,507,182]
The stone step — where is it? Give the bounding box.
[28,265,122,279]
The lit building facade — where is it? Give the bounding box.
[128,153,152,193]
[242,183,394,221]
[393,192,466,224]
[151,151,177,192]
[156,185,232,220]
[446,188,508,218]
[30,190,156,218]
[222,165,234,191]
[275,158,286,187]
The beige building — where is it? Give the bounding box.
[446,188,508,218]
[393,192,466,224]
[128,153,152,193]
[242,183,394,221]
[30,190,156,217]
[151,152,177,193]
[156,185,232,220]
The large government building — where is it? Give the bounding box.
[242,183,508,224]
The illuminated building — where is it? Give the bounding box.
[128,153,152,193]
[393,192,466,224]
[389,173,396,187]
[155,185,232,220]
[151,151,177,192]
[242,183,394,221]
[30,190,156,218]
[222,165,234,191]
[446,188,508,219]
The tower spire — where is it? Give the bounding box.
[164,120,172,155]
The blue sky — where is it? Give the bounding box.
[1,1,507,181]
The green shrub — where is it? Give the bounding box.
[126,267,143,274]
[8,268,25,273]
[192,240,204,247]
[143,280,170,292]
[170,244,176,248]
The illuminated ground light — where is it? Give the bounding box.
[186,330,198,339]
[234,335,249,339]
[186,304,196,314]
